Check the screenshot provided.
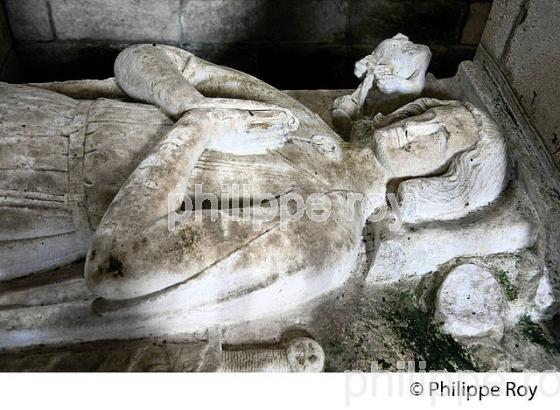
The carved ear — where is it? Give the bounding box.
[397,105,508,223]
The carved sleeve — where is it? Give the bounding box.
[84,110,212,298]
[114,44,301,126]
[114,44,205,117]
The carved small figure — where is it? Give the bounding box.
[332,33,431,138]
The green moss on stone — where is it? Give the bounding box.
[494,269,518,301]
[519,314,559,355]
[380,290,478,371]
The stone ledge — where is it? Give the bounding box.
[3,0,53,41]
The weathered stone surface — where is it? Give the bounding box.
[534,275,557,319]
[50,0,182,42]
[450,45,560,366]
[480,0,526,61]
[183,0,347,44]
[436,264,505,341]
[0,337,209,372]
[500,0,560,157]
[367,184,538,283]
[1,27,559,372]
[554,150,560,167]
[481,0,560,163]
[459,54,560,316]
[332,34,432,138]
[3,0,53,41]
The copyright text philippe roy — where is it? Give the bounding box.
[411,381,538,401]
[344,369,560,406]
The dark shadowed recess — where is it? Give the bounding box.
[5,0,492,89]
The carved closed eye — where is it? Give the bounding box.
[396,122,449,151]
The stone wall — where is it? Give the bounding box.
[4,0,491,88]
[0,3,9,70]
[0,0,18,81]
[478,0,559,166]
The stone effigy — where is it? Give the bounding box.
[2,43,510,308]
[0,35,557,371]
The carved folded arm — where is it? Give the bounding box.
[114,45,300,126]
[84,111,211,297]
[84,108,296,299]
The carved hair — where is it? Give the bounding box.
[374,98,508,223]
[372,98,462,128]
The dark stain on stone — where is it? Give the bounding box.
[108,255,124,278]
[530,90,537,106]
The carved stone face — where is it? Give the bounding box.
[372,105,479,178]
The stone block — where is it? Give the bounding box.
[3,0,53,41]
[500,0,560,158]
[347,0,469,45]
[182,0,347,44]
[480,0,525,60]
[50,0,181,42]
